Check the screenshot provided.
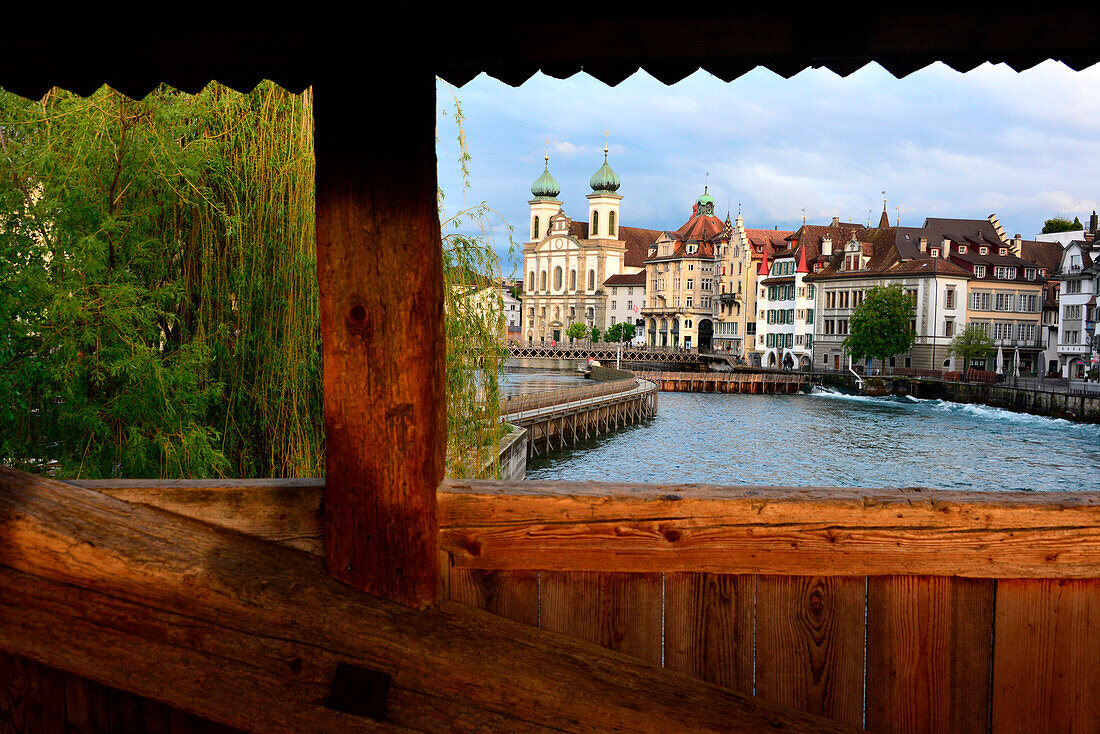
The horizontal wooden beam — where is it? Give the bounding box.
[5,468,845,732]
[440,480,1100,577]
[75,478,1100,577]
[73,478,325,555]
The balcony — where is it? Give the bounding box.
[1057,343,1091,354]
[718,292,739,304]
[993,338,1044,350]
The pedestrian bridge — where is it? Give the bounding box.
[509,343,728,367]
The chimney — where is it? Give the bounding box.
[942,238,951,258]
[830,216,839,227]
[1012,234,1022,256]
[1091,211,1098,234]
[821,237,832,257]
[919,237,927,254]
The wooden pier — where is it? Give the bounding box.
[503,378,658,458]
[644,370,810,394]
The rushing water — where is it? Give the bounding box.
[525,383,1100,491]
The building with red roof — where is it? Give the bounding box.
[641,189,727,349]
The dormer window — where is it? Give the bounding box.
[687,244,697,254]
[1040,268,1047,277]
[1026,268,1036,280]
[980,247,988,255]
[930,248,940,258]
[999,248,1007,256]
[959,245,967,254]
[974,265,986,278]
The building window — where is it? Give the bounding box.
[592,210,599,236]
[529,272,535,291]
[540,271,547,291]
[553,266,563,290]
[974,265,986,278]
[609,211,616,237]
[945,288,955,309]
[532,217,540,240]
[945,319,955,338]
[1025,268,1036,280]
[588,270,596,290]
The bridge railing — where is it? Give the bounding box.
[501,377,636,417]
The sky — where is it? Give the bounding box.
[435,61,1100,276]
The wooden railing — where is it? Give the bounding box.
[69,476,1100,732]
[501,377,635,416]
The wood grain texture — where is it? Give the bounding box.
[992,579,1100,734]
[866,576,994,734]
[756,576,865,727]
[0,467,850,733]
[449,569,539,627]
[541,572,663,665]
[316,73,444,607]
[0,653,65,734]
[441,480,1100,577]
[74,479,325,556]
[663,573,754,693]
[75,479,1100,577]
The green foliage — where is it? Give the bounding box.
[1042,216,1079,234]
[1,83,322,478]
[438,83,513,478]
[843,284,915,367]
[949,324,994,370]
[590,326,601,343]
[605,322,636,343]
[566,322,587,341]
[1,81,506,480]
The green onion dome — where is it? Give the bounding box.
[589,147,621,194]
[531,155,561,200]
[696,186,715,216]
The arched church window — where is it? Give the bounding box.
[569,269,576,290]
[540,271,547,291]
[592,211,599,236]
[588,269,596,290]
[528,271,535,291]
[553,266,563,290]
[609,211,616,236]
[532,216,540,240]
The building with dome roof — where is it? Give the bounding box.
[521,149,659,343]
[641,188,728,350]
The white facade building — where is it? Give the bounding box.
[1056,239,1100,378]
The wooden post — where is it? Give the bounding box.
[315,73,443,608]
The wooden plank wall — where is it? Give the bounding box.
[0,653,241,734]
[444,565,1100,733]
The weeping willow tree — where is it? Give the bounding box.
[0,80,509,479]
[438,84,512,478]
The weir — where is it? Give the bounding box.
[642,369,810,394]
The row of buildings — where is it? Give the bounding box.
[519,154,1099,378]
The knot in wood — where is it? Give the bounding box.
[661,526,682,543]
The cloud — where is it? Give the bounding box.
[437,62,1100,271]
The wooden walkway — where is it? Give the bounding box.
[643,370,810,394]
[503,378,658,458]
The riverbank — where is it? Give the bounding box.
[819,373,1100,424]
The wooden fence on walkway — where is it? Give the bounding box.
[504,378,658,458]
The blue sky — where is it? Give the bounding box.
[436,61,1100,276]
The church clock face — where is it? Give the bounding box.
[554,238,564,250]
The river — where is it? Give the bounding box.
[522,380,1100,492]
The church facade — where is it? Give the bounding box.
[520,150,657,343]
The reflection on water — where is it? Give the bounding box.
[526,385,1100,492]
